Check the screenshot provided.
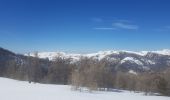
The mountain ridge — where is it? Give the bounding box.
[1,47,170,73]
[24,49,170,72]
[24,49,170,60]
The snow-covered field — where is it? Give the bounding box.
[0,77,169,100]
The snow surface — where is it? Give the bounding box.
[129,70,137,75]
[147,60,156,65]
[0,77,169,100]
[121,57,143,65]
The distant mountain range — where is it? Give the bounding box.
[24,49,170,72]
[25,49,170,60]
[1,47,170,73]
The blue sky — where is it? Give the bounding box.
[0,0,170,53]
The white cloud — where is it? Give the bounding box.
[93,18,138,31]
[94,27,116,30]
[112,22,138,30]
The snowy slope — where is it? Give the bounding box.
[0,77,169,100]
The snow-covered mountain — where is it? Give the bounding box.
[24,49,170,72]
[25,49,170,61]
[24,50,121,61]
